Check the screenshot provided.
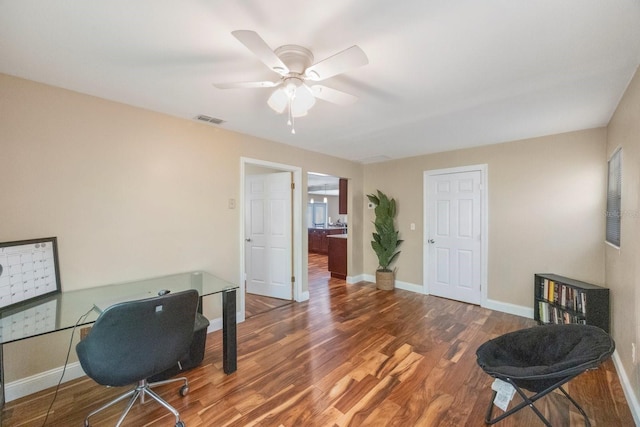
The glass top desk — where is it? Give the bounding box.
[0,271,238,410]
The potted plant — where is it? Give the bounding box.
[367,190,403,290]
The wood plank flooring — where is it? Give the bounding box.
[245,253,329,319]
[245,253,329,318]
[245,294,292,319]
[3,259,634,426]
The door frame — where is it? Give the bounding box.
[240,157,303,320]
[423,164,488,305]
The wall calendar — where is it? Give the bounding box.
[0,237,61,311]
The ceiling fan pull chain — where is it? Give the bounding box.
[288,94,296,134]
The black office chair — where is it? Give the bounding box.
[76,289,199,427]
[476,324,615,426]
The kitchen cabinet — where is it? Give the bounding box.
[339,178,348,214]
[308,228,346,254]
[328,235,347,279]
[308,229,323,253]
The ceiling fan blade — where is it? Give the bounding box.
[311,85,358,105]
[231,30,290,76]
[213,80,280,89]
[304,45,368,81]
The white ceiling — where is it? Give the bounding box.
[1,1,639,163]
[308,173,340,195]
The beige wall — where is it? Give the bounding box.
[363,128,607,307]
[606,66,640,406]
[0,74,364,381]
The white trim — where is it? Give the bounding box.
[612,350,640,426]
[481,298,533,319]
[360,275,533,319]
[361,274,427,294]
[240,158,304,316]
[299,291,310,301]
[346,274,366,284]
[423,164,489,305]
[5,362,86,402]
[394,279,425,294]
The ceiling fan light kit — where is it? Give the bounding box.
[213,30,368,134]
[267,78,315,117]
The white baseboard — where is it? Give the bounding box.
[360,274,375,284]
[5,361,86,403]
[297,291,310,302]
[612,350,640,426]
[207,316,222,333]
[347,274,366,284]
[482,298,533,319]
[359,274,425,294]
[394,280,426,294]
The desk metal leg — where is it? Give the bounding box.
[222,289,237,374]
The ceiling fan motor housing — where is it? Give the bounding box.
[274,45,314,75]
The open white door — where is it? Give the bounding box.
[245,172,293,300]
[425,168,483,305]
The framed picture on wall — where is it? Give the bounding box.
[0,237,62,311]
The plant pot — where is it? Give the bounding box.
[376,270,394,291]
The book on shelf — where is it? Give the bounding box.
[537,301,586,326]
[539,277,587,315]
[535,273,609,332]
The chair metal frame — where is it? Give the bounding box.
[83,376,189,427]
[476,324,614,427]
[483,372,591,427]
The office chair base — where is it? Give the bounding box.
[84,377,189,427]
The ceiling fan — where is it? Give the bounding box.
[213,30,369,133]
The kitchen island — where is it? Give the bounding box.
[327,234,347,279]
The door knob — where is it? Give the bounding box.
[245,238,252,242]
[428,239,435,244]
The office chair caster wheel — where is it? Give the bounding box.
[175,421,185,427]
[179,384,189,397]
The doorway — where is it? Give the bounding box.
[307,172,347,291]
[241,158,303,319]
[423,165,488,305]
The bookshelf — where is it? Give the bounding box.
[534,273,610,332]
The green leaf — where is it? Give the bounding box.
[368,190,402,271]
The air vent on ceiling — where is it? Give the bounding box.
[194,114,225,125]
[358,155,391,164]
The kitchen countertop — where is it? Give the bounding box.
[309,226,347,230]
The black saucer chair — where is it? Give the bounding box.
[476,324,614,427]
[76,289,199,427]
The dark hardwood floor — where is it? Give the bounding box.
[244,253,329,318]
[3,257,634,426]
[245,293,292,319]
